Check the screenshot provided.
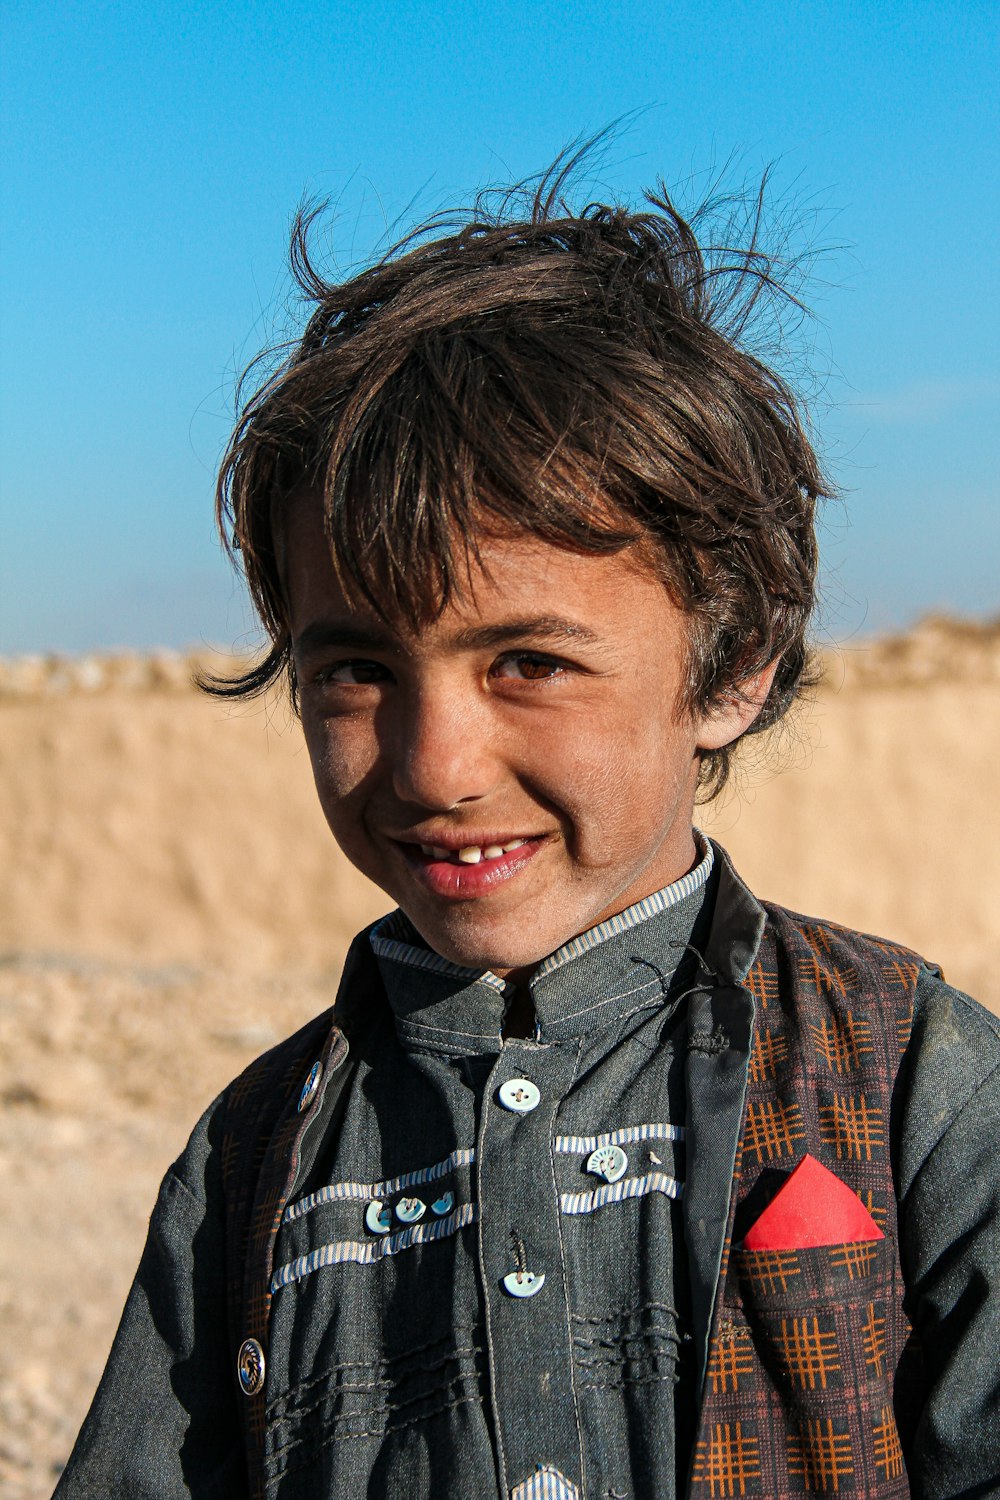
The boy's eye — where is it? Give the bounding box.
[489,652,568,682]
[314,659,390,686]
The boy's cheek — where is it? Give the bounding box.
[301,735,387,865]
[302,715,378,798]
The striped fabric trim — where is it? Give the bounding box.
[510,1466,580,1500]
[283,1148,475,1224]
[372,908,424,945]
[271,1203,479,1290]
[535,834,714,976]
[560,1172,683,1215]
[554,1122,685,1153]
[370,917,508,993]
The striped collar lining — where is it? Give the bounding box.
[370,918,508,991]
[536,835,713,977]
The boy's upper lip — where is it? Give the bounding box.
[389,829,545,851]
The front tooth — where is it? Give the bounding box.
[431,846,450,859]
[502,839,526,852]
[457,846,483,864]
[420,845,436,856]
[483,844,504,859]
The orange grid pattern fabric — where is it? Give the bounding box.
[691,906,926,1497]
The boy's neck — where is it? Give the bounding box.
[501,986,537,1039]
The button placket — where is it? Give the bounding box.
[477,1043,584,1496]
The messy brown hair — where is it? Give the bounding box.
[209,152,829,794]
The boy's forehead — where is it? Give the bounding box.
[283,495,684,650]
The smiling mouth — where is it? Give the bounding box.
[416,838,529,865]
[390,834,545,902]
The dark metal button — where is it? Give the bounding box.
[237,1337,266,1396]
[297,1060,322,1112]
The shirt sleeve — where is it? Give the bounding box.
[52,1091,246,1499]
[897,968,1000,1499]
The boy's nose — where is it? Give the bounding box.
[389,691,501,811]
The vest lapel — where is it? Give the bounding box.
[683,980,756,1390]
[683,849,765,1389]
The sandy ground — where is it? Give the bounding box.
[1,617,998,1496]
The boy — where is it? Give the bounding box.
[56,168,999,1499]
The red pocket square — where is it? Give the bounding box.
[742,1153,884,1251]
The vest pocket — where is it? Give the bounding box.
[707,1239,910,1493]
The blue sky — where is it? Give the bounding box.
[2,0,997,653]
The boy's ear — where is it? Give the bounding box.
[695,658,781,752]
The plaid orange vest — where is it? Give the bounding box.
[689,903,926,1499]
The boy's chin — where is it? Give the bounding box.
[404,914,554,978]
[430,937,546,979]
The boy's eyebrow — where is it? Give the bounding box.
[293,616,603,656]
[293,621,398,656]
[452,617,603,650]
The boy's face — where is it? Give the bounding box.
[286,500,761,978]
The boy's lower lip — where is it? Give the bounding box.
[394,838,543,899]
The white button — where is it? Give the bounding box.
[498,1078,540,1113]
[586,1144,629,1183]
[396,1196,426,1224]
[297,1061,322,1112]
[502,1269,545,1298]
[365,1200,393,1235]
[431,1191,455,1216]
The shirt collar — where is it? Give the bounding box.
[370,836,716,1055]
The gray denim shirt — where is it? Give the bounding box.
[263,844,715,1500]
[53,845,1000,1499]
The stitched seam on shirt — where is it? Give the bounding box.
[544,973,666,1026]
[570,1300,679,1326]
[268,1350,485,1430]
[574,1341,681,1367]
[579,1368,679,1390]
[549,1034,589,1497]
[396,1016,503,1042]
[401,1038,503,1062]
[269,1365,480,1444]
[577,1343,681,1366]
[395,1038,503,1062]
[616,993,684,1028]
[265,1329,484,1414]
[476,1062,511,1494]
[266,1388,483,1475]
[573,1329,680,1352]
